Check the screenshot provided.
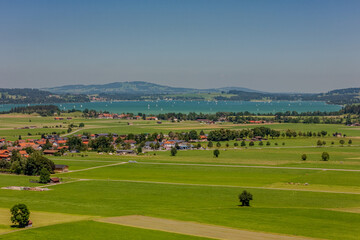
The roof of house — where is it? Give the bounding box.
[43,149,59,153]
[55,164,68,169]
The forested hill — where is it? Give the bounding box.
[217,88,360,105]
[1,84,359,105]
[0,88,89,104]
[43,81,259,95]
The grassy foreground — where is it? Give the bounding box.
[0,115,359,239]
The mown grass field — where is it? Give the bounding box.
[1,113,360,140]
[0,114,359,239]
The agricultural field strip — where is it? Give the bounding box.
[65,178,360,195]
[137,162,360,172]
[98,215,314,240]
[51,158,360,171]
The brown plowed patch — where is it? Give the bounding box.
[97,215,316,240]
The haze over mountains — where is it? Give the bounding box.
[0,81,358,105]
[43,81,261,95]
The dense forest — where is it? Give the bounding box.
[216,88,360,105]
[7,105,60,116]
[0,89,89,104]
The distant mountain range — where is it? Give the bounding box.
[42,81,261,95]
[0,81,358,105]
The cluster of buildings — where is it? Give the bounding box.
[0,130,212,160]
[0,136,69,160]
[97,113,159,121]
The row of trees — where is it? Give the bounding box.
[301,152,330,161]
[206,128,331,142]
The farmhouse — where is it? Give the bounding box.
[50,177,60,183]
[54,164,69,173]
[43,149,59,155]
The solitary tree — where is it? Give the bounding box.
[317,140,322,147]
[241,141,246,147]
[301,154,307,161]
[10,204,30,228]
[213,149,220,158]
[321,152,330,161]
[39,168,50,184]
[207,141,213,148]
[339,139,345,146]
[170,147,177,156]
[216,142,221,148]
[348,139,352,145]
[238,190,253,207]
[137,146,143,154]
[249,141,254,146]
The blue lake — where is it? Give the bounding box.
[0,100,342,114]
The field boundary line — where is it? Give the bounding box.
[137,162,360,172]
[81,178,360,195]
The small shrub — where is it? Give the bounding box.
[238,190,253,207]
[321,152,330,161]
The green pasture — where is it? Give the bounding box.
[0,179,359,239]
[50,144,360,169]
[0,114,360,239]
[1,113,360,141]
[57,162,360,193]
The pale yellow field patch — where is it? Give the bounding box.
[97,215,317,240]
[326,207,360,214]
[0,208,92,234]
[268,182,360,195]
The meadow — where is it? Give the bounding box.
[0,113,359,239]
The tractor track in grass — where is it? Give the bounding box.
[56,162,128,174]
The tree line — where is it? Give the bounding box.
[0,151,55,175]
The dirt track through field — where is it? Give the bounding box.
[56,162,127,174]
[97,215,315,240]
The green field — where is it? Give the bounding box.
[0,114,360,239]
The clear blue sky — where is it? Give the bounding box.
[0,0,359,92]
